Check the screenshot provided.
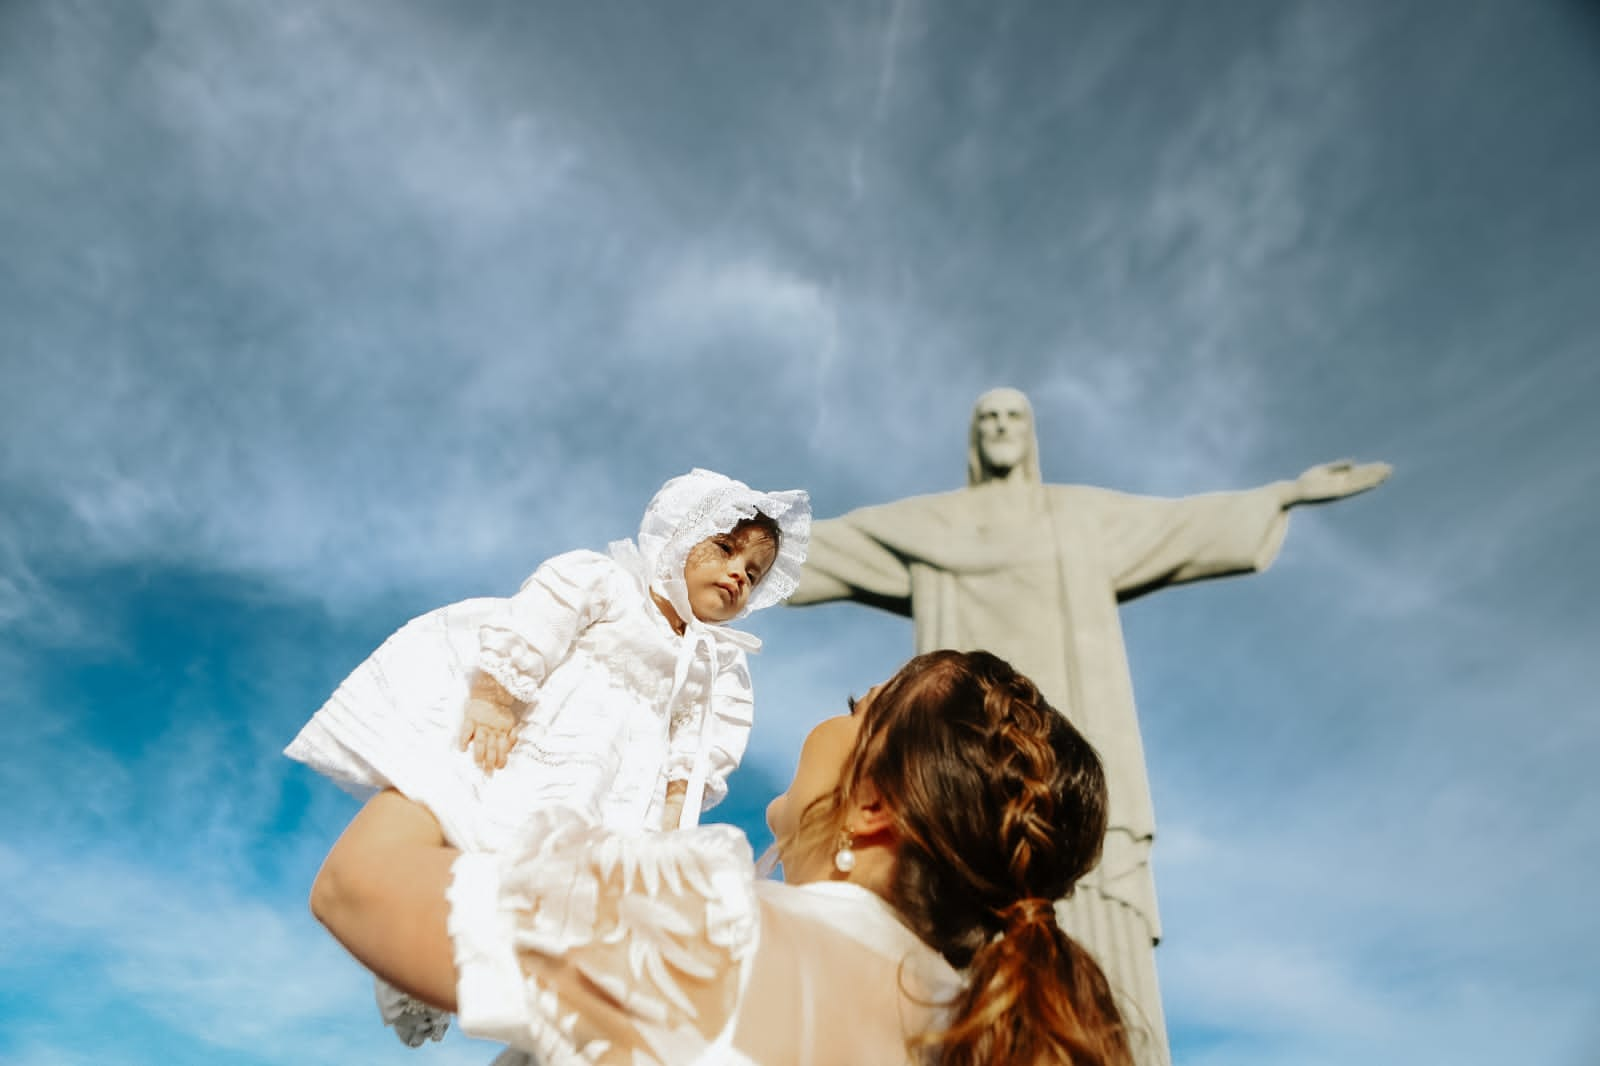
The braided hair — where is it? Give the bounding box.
[795,650,1134,1066]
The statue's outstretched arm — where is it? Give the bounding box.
[1282,460,1392,506]
[789,567,856,605]
[785,514,914,617]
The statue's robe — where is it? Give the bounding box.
[790,478,1291,1059]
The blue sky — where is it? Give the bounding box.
[2,1,1597,1063]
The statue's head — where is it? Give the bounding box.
[967,387,1041,486]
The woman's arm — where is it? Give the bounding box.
[309,789,462,1011]
[315,801,762,1060]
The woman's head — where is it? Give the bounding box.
[773,650,1107,942]
[770,650,1132,1065]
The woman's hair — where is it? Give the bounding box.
[788,650,1133,1066]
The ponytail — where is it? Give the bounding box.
[919,897,1133,1066]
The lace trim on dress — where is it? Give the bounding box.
[478,626,554,704]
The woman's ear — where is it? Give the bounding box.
[846,781,895,839]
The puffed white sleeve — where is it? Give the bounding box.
[477,550,619,704]
[665,645,755,814]
[447,808,760,1066]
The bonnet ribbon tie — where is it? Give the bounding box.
[671,617,760,829]
[610,539,762,829]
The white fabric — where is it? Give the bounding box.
[284,549,757,852]
[607,469,808,827]
[630,468,811,623]
[448,809,964,1066]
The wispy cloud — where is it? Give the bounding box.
[627,252,838,368]
[0,840,499,1065]
[3,3,1597,1064]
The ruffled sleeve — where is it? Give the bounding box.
[664,645,754,814]
[448,808,760,1066]
[478,550,619,703]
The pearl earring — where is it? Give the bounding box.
[833,829,857,874]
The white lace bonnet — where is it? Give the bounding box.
[614,468,811,626]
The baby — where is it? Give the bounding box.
[286,468,809,1044]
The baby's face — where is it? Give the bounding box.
[683,528,778,624]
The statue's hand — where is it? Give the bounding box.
[1292,460,1392,503]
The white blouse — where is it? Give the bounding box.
[448,808,964,1066]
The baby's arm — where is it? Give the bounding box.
[470,550,618,775]
[458,672,523,773]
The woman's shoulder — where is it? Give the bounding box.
[732,882,962,1064]
[755,881,952,973]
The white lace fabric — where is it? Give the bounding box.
[622,468,812,624]
[448,809,964,1066]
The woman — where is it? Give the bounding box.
[311,650,1137,1065]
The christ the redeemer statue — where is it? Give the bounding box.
[788,387,1389,1064]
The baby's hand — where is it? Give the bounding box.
[459,698,517,773]
[660,779,689,831]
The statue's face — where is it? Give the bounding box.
[973,388,1033,477]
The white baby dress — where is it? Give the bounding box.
[286,548,752,850]
[284,469,811,852]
